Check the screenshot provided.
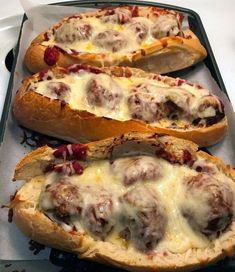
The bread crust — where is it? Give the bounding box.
[13,65,227,147]
[11,132,235,272]
[24,6,207,74]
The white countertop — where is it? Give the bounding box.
[1,0,235,109]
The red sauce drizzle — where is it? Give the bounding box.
[178,13,184,24]
[156,147,193,165]
[151,6,171,16]
[152,75,162,81]
[103,6,116,16]
[53,144,87,160]
[44,161,84,176]
[39,69,52,80]
[163,251,168,256]
[44,46,60,66]
[67,64,102,74]
[130,6,139,17]
[44,163,55,173]
[177,79,185,86]
[183,150,193,165]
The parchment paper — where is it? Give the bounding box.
[0,1,235,261]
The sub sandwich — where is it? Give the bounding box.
[10,132,235,272]
[24,5,207,74]
[13,64,227,147]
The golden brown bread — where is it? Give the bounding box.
[24,5,207,74]
[13,65,227,147]
[11,132,235,272]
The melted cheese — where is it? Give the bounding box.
[38,155,234,254]
[156,172,210,253]
[42,16,154,55]
[32,70,218,127]
[41,8,182,57]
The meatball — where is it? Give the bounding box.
[128,83,193,122]
[86,74,123,110]
[120,186,166,251]
[181,173,234,235]
[55,19,92,43]
[128,83,168,122]
[81,187,115,239]
[151,15,180,39]
[41,181,115,239]
[128,21,149,43]
[46,81,71,102]
[101,8,132,24]
[40,179,83,218]
[128,92,166,122]
[93,30,127,52]
[111,156,162,186]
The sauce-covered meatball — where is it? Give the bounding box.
[120,186,166,251]
[128,20,149,43]
[81,187,115,239]
[151,15,180,39]
[41,182,115,239]
[40,179,83,218]
[101,9,132,24]
[128,83,193,123]
[55,19,92,43]
[128,83,168,122]
[86,74,123,110]
[93,30,127,52]
[181,173,234,235]
[111,156,162,186]
[46,81,71,102]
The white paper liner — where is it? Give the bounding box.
[0,1,235,261]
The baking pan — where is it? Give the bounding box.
[0,0,234,271]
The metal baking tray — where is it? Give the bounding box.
[1,0,234,271]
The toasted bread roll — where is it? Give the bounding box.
[11,132,235,272]
[24,5,207,74]
[13,65,227,147]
